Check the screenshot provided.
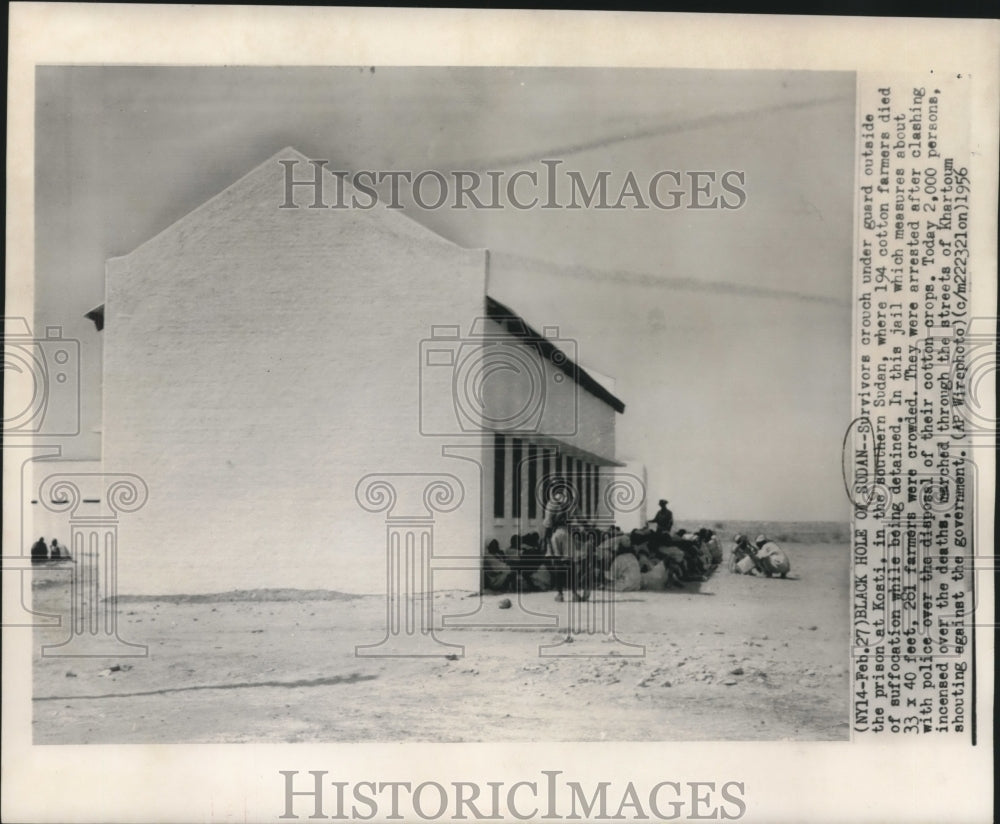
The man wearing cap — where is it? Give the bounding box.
[649,499,690,576]
[651,499,674,535]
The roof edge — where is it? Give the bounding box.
[84,304,105,331]
[485,295,625,414]
[110,146,483,265]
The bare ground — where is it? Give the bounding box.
[32,543,849,743]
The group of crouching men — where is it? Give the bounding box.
[482,498,724,599]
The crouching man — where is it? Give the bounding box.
[753,534,790,578]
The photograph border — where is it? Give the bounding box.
[4,6,996,823]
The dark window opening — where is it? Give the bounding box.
[527,444,538,519]
[578,462,585,516]
[511,438,523,519]
[592,467,600,518]
[493,433,506,519]
[585,464,593,517]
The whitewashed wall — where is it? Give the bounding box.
[475,316,621,545]
[477,317,617,462]
[20,459,103,555]
[606,460,649,530]
[103,149,486,596]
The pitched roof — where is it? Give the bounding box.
[109,146,478,266]
[485,296,625,414]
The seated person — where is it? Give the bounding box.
[30,537,48,563]
[483,539,515,592]
[732,534,766,575]
[698,528,724,564]
[514,532,547,590]
[753,535,791,578]
[674,529,707,579]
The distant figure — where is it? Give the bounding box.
[632,527,684,586]
[730,534,790,578]
[595,529,630,573]
[541,484,570,554]
[647,499,683,572]
[50,538,73,561]
[754,535,791,578]
[519,533,552,591]
[517,532,546,574]
[547,524,572,602]
[698,527,724,565]
[651,499,674,535]
[483,539,514,593]
[608,552,642,592]
[674,528,708,580]
[30,537,48,564]
[730,534,759,574]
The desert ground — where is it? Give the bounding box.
[32,541,849,744]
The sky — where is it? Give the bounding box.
[34,66,855,521]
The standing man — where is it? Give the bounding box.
[542,482,568,554]
[649,499,683,575]
[651,499,674,535]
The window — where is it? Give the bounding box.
[592,466,600,518]
[527,443,538,519]
[493,433,505,519]
[543,449,554,509]
[585,463,594,517]
[571,458,581,512]
[512,438,523,519]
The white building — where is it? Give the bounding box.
[92,148,625,596]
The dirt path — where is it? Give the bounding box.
[32,543,849,743]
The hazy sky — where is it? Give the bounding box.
[35,66,854,520]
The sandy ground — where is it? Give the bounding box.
[32,543,849,743]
